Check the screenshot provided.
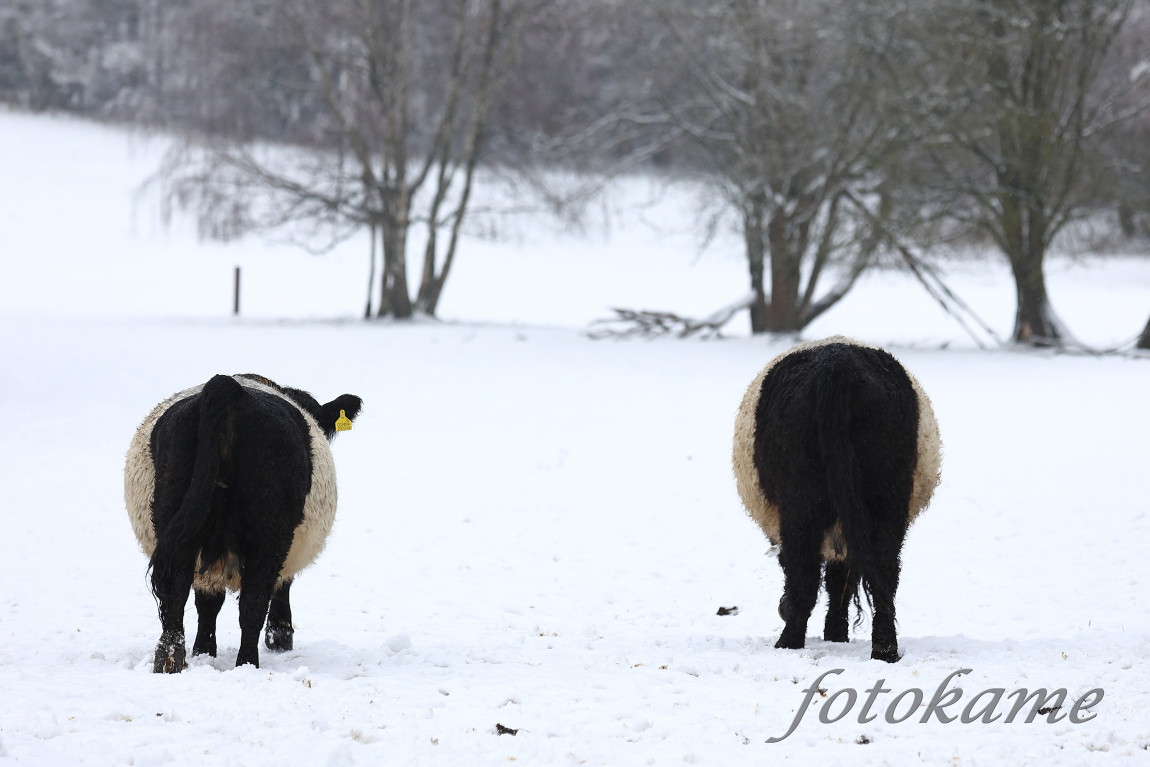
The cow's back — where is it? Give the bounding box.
[125,376,341,591]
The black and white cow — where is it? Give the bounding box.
[732,337,941,662]
[125,373,362,673]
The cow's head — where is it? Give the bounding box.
[238,374,363,441]
[312,393,363,441]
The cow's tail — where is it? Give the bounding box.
[149,375,242,595]
[814,355,874,607]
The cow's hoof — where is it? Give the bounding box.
[774,631,806,651]
[192,635,217,657]
[265,624,294,652]
[871,644,900,663]
[153,643,188,674]
[823,620,849,643]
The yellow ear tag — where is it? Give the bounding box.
[335,410,353,432]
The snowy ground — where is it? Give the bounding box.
[1,109,1149,765]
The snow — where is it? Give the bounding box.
[1,108,1149,764]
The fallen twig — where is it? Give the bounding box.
[587,292,756,340]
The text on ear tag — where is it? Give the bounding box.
[335,410,353,432]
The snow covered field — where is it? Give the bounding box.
[1,109,1149,764]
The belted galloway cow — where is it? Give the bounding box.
[732,337,941,662]
[125,373,361,672]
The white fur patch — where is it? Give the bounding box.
[124,384,203,559]
[123,376,339,592]
[731,336,942,560]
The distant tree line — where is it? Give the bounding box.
[3,0,1149,347]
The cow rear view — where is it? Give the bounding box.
[125,374,362,673]
[732,337,941,662]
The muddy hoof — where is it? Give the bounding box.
[264,624,294,652]
[153,639,188,674]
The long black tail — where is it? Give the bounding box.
[813,355,874,590]
[150,375,243,590]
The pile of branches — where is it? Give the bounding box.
[587,293,755,340]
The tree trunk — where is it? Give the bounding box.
[1007,239,1062,346]
[1119,204,1136,239]
[1001,176,1062,345]
[990,5,1067,348]
[1137,314,1150,350]
[743,199,769,334]
[364,222,377,319]
[378,214,413,319]
[766,209,805,333]
[419,0,513,317]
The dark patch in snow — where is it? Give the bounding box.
[495,723,518,736]
[716,606,739,616]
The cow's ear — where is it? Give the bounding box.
[319,395,363,439]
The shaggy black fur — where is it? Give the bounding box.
[754,342,919,662]
[146,374,361,673]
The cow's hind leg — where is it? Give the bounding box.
[235,565,278,668]
[150,553,195,673]
[867,545,902,663]
[775,510,823,650]
[192,588,225,657]
[265,579,294,652]
[823,560,858,643]
[865,479,912,663]
[863,515,906,662]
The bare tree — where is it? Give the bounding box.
[623,0,907,335]
[160,0,532,319]
[885,0,1142,346]
[1092,0,1150,239]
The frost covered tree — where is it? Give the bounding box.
[159,0,532,320]
[0,0,142,112]
[1090,1,1150,239]
[883,0,1141,346]
[634,0,905,335]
